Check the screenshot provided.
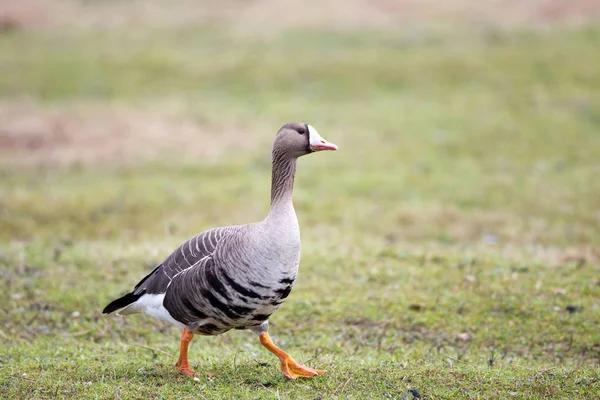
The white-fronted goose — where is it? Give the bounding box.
[103,122,337,379]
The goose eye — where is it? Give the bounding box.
[297,128,305,135]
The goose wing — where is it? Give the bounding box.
[102,226,238,314]
[135,227,238,295]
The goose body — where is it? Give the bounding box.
[103,122,337,379]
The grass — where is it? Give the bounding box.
[1,12,600,400]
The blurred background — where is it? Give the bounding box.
[1,0,599,246]
[1,0,600,398]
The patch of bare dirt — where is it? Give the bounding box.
[1,0,599,32]
[0,102,263,168]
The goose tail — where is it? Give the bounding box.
[102,291,145,315]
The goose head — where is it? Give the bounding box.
[273,122,338,159]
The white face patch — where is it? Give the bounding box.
[307,125,323,148]
[307,125,321,145]
[306,124,338,152]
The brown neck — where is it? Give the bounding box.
[270,150,297,207]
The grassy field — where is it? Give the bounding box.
[1,1,600,398]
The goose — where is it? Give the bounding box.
[103,122,337,380]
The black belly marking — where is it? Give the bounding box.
[201,288,240,319]
[251,313,271,322]
[249,280,270,289]
[230,304,253,316]
[279,277,295,285]
[198,323,220,334]
[220,269,266,300]
[274,284,292,299]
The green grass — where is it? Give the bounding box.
[1,21,600,399]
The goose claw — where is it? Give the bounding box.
[177,366,197,378]
[280,356,326,379]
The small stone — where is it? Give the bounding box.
[457,333,471,341]
[405,389,421,399]
[565,305,582,313]
[465,275,476,283]
[482,232,498,245]
[552,288,567,296]
[71,311,80,318]
[535,280,542,290]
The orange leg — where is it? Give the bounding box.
[174,328,196,377]
[259,332,326,380]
